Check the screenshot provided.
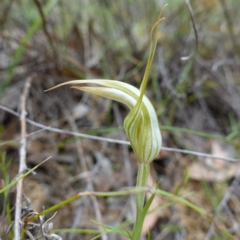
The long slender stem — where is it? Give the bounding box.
[14,77,32,239]
[132,163,150,240]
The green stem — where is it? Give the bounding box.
[132,163,150,240]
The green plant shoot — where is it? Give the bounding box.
[46,6,167,239]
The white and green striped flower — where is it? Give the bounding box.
[46,79,161,163]
[46,9,165,164]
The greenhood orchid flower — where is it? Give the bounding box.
[45,8,166,239]
[46,79,161,163]
[46,8,165,164]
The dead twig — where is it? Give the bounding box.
[0,104,239,163]
[14,75,33,240]
[181,0,198,61]
[33,0,59,62]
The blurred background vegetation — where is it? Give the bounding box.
[1,0,240,239]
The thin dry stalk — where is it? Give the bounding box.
[0,104,239,163]
[33,0,58,61]
[14,76,33,240]
[181,0,198,61]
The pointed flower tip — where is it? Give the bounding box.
[45,6,166,164]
